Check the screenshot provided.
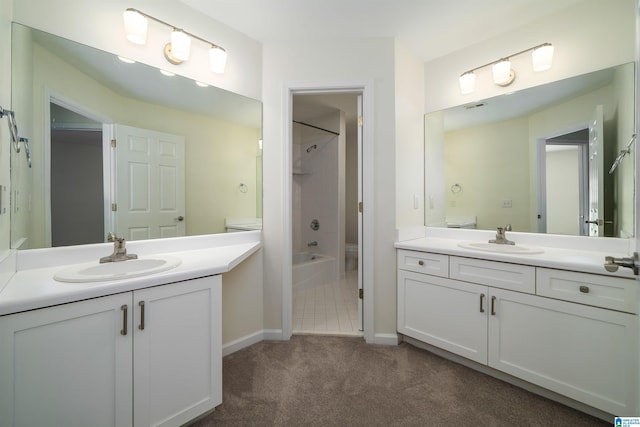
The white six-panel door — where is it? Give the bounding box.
[113,124,186,241]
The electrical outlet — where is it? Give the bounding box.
[502,199,512,208]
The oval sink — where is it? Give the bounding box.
[54,256,182,283]
[458,241,544,255]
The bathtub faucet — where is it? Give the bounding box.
[307,241,318,247]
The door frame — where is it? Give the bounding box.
[282,81,375,343]
[535,122,588,234]
[44,89,112,246]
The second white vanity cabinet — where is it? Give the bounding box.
[0,275,222,427]
[397,249,637,416]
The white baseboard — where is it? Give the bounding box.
[373,333,400,345]
[263,329,284,340]
[222,329,286,356]
[222,330,265,357]
[223,329,398,357]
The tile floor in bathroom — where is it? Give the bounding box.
[293,270,361,335]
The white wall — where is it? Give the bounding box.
[395,41,426,227]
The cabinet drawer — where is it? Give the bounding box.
[397,249,449,277]
[537,268,637,313]
[450,256,535,294]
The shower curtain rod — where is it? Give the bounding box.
[293,120,340,136]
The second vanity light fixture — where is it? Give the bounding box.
[459,43,554,94]
[123,8,228,74]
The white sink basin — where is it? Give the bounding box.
[54,256,182,283]
[458,241,544,255]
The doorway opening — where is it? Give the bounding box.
[541,128,589,236]
[282,82,374,342]
[291,93,362,335]
[47,98,110,247]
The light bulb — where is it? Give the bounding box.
[459,72,475,94]
[170,30,191,62]
[492,60,512,85]
[123,9,148,45]
[209,45,227,74]
[532,44,554,72]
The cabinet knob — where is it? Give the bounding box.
[579,285,590,294]
[418,260,424,266]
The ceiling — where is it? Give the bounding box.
[178,0,584,62]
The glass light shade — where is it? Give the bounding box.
[492,60,511,85]
[209,46,228,74]
[532,44,554,72]
[170,30,191,61]
[123,10,148,45]
[459,72,475,94]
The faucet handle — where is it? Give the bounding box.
[107,232,117,242]
[504,224,512,231]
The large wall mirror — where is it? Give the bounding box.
[10,23,262,250]
[425,62,635,238]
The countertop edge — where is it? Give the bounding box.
[0,241,262,316]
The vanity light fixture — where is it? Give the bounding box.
[459,43,554,94]
[123,8,227,74]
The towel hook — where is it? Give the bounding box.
[609,134,636,174]
[0,106,31,168]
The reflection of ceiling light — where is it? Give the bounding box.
[123,9,148,45]
[160,69,175,77]
[492,59,513,86]
[459,42,553,94]
[117,56,136,64]
[195,81,209,87]
[123,8,227,74]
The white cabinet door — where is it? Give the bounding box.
[133,276,222,427]
[0,293,133,427]
[398,270,488,364]
[488,287,637,415]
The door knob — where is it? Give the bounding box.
[175,216,184,222]
[604,252,639,275]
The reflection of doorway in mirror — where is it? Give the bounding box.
[543,129,589,236]
[50,102,106,247]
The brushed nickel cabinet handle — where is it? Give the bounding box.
[121,304,128,336]
[139,301,145,330]
[480,293,485,313]
[418,260,424,266]
[579,285,590,294]
[491,296,496,316]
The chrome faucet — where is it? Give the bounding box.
[307,241,318,247]
[489,226,515,245]
[100,234,138,263]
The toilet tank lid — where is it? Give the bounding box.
[445,215,476,226]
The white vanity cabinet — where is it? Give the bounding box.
[397,248,637,416]
[0,275,222,427]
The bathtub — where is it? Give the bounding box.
[292,252,336,289]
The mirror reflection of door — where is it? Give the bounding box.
[113,124,186,241]
[544,129,589,236]
[50,103,105,246]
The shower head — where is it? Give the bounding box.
[306,144,317,153]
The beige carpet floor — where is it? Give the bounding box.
[191,335,609,426]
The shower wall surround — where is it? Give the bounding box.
[292,111,346,279]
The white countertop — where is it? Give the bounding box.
[0,232,261,316]
[395,227,635,279]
